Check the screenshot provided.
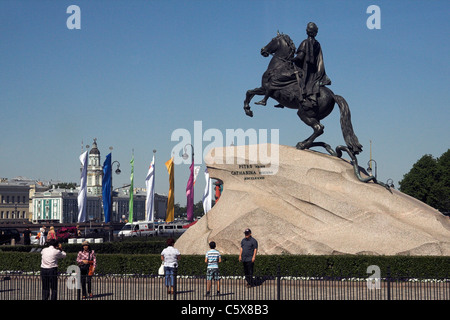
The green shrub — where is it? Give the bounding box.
[0,240,168,254]
[1,251,449,279]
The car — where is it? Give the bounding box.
[0,228,21,245]
[118,222,157,237]
[156,223,187,236]
[81,228,110,241]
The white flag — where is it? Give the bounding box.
[77,151,88,222]
[193,166,201,185]
[202,168,212,214]
[145,155,155,222]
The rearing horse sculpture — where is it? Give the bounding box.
[243,32,391,190]
[243,32,363,156]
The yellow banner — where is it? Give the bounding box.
[165,157,174,222]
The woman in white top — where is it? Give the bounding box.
[161,238,180,294]
[39,226,46,246]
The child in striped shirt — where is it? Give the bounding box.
[205,241,221,296]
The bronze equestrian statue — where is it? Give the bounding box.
[243,23,392,190]
[243,23,363,157]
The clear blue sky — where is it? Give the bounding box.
[1,0,449,205]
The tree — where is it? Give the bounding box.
[55,182,77,189]
[399,149,450,213]
[432,149,450,213]
[173,200,216,219]
[174,203,184,218]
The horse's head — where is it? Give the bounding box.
[261,32,296,60]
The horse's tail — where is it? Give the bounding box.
[334,94,363,155]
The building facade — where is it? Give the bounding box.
[4,139,168,224]
[32,187,167,224]
[0,177,49,223]
[32,188,103,224]
[87,139,103,196]
[112,189,168,222]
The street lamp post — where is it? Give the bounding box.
[110,160,121,223]
[112,161,121,175]
[367,159,377,179]
[182,144,194,162]
[386,178,394,189]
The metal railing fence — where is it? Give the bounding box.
[1,271,449,300]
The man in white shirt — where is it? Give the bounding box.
[41,239,66,300]
[161,238,180,294]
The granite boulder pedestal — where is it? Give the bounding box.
[176,144,450,256]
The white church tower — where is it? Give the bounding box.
[87,138,103,195]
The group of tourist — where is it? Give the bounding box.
[22,225,82,246]
[21,225,55,246]
[40,239,96,300]
[39,227,257,300]
[161,227,259,296]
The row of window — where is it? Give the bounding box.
[1,195,28,204]
[0,211,27,219]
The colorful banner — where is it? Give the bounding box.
[128,154,134,223]
[102,153,112,223]
[202,168,212,214]
[193,166,200,185]
[186,156,194,221]
[145,155,155,222]
[165,157,174,223]
[77,151,88,222]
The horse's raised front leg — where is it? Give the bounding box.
[244,87,266,117]
[295,109,324,150]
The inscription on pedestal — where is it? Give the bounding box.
[231,164,275,181]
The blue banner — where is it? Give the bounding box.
[102,153,112,223]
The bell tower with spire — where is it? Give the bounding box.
[87,138,103,195]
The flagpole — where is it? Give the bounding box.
[129,150,134,224]
[152,149,156,222]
